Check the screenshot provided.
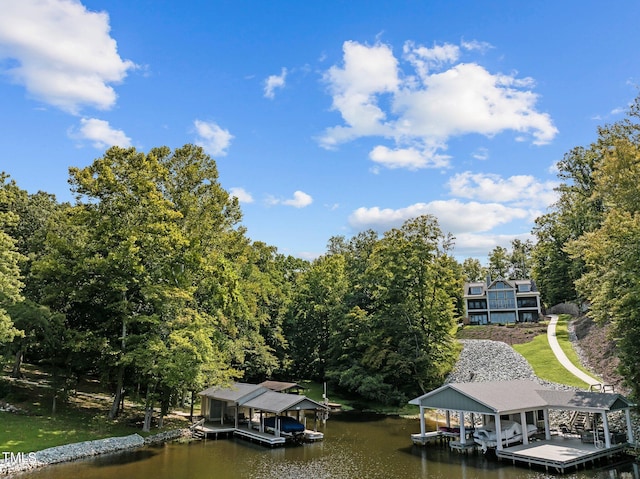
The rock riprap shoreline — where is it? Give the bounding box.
[446,339,639,442]
[447,339,539,383]
[0,429,191,476]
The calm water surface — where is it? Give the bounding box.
[19,413,639,479]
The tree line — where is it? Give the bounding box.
[0,145,467,426]
[2,95,640,423]
[531,96,640,400]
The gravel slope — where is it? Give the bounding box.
[446,339,538,384]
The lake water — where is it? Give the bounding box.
[19,413,638,479]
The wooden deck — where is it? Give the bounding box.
[194,421,322,447]
[234,424,286,446]
[194,423,235,438]
[496,436,629,473]
[411,431,443,445]
[412,430,630,472]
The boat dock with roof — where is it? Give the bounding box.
[196,381,328,447]
[409,380,636,473]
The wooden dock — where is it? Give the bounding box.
[412,430,630,471]
[411,431,442,445]
[193,422,323,447]
[193,423,235,439]
[495,436,629,473]
[234,425,286,446]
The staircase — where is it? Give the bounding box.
[190,417,206,439]
[569,411,589,431]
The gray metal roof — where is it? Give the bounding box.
[259,380,301,392]
[409,380,633,414]
[536,389,634,412]
[198,382,268,404]
[242,391,327,414]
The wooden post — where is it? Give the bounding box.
[420,407,426,437]
[602,412,611,448]
[543,409,551,440]
[625,408,635,444]
[495,414,504,451]
[459,411,466,445]
[520,411,529,445]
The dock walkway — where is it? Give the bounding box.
[496,436,628,473]
[194,421,323,447]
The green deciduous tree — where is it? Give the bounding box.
[361,216,460,401]
[487,245,510,279]
[0,174,25,344]
[285,254,347,381]
[34,145,244,425]
[461,257,485,282]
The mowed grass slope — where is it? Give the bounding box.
[459,317,597,389]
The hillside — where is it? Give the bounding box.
[573,315,625,393]
[457,319,624,392]
[456,323,548,345]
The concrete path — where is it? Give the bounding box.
[546,314,601,388]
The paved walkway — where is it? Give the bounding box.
[546,314,601,388]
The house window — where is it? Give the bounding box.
[467,299,487,310]
[517,297,538,308]
[488,290,515,309]
[518,284,531,292]
[491,312,517,324]
[469,314,488,325]
[519,311,536,322]
[469,286,483,295]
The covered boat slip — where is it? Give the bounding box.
[409,380,636,472]
[198,382,328,446]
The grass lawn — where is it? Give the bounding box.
[0,411,134,453]
[513,332,592,389]
[0,364,190,453]
[554,314,602,383]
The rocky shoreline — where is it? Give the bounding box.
[448,339,640,446]
[0,428,192,476]
[1,336,637,475]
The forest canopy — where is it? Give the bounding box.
[3,93,640,421]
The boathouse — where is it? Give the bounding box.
[198,382,328,446]
[409,380,635,472]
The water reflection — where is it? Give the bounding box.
[86,449,159,468]
[17,414,639,479]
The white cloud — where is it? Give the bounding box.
[70,117,131,148]
[369,145,450,170]
[229,187,253,204]
[460,39,493,53]
[194,120,233,156]
[320,41,399,148]
[0,0,136,114]
[349,199,529,235]
[403,41,460,80]
[268,190,313,208]
[453,232,534,261]
[320,40,558,168]
[283,190,313,208]
[472,147,489,161]
[264,67,287,99]
[447,171,559,208]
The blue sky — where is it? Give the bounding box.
[1,1,639,263]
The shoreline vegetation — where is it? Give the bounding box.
[1,315,631,474]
